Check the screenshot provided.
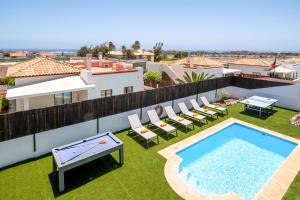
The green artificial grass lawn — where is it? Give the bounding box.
[0,104,299,200]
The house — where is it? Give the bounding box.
[280,57,300,78]
[5,55,144,111]
[109,49,154,61]
[35,52,56,57]
[227,57,297,79]
[146,56,224,84]
[9,51,28,58]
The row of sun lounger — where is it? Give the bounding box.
[127,97,228,148]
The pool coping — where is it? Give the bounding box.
[158,118,300,200]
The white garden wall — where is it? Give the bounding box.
[1,84,299,168]
[0,89,221,168]
[224,84,300,111]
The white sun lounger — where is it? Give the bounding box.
[128,114,159,148]
[164,106,194,132]
[200,96,228,115]
[178,102,207,126]
[190,99,218,118]
[147,110,177,139]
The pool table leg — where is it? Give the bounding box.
[52,156,57,173]
[58,170,65,192]
[119,146,124,165]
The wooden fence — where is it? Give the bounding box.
[0,76,291,142]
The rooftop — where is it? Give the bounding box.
[6,76,95,100]
[91,66,137,75]
[162,56,223,68]
[109,50,154,56]
[0,104,299,200]
[228,58,273,67]
[6,57,81,78]
[284,57,300,63]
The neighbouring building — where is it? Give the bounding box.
[5,55,144,111]
[227,58,297,79]
[109,49,154,61]
[146,56,224,84]
[9,51,28,58]
[35,52,56,58]
[280,57,300,79]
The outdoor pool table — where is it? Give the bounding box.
[52,132,124,192]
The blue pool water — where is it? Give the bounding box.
[177,123,296,200]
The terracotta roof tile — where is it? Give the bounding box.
[6,57,81,78]
[284,57,300,63]
[176,56,223,68]
[229,58,272,67]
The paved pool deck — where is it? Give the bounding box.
[158,118,300,200]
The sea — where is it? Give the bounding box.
[0,49,77,54]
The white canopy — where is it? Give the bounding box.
[273,66,295,74]
[223,68,241,74]
[6,76,95,100]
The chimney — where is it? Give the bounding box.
[189,57,194,68]
[98,52,103,67]
[86,53,92,71]
[151,55,154,62]
[98,52,103,60]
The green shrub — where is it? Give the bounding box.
[219,90,229,102]
[144,71,162,82]
[0,77,15,86]
[0,96,9,112]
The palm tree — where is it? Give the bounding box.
[176,71,214,84]
[121,45,127,58]
[132,41,141,51]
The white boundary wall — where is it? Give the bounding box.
[0,89,220,168]
[1,84,299,168]
[224,84,300,111]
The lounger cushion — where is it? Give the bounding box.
[153,120,176,132]
[196,107,216,115]
[128,114,142,129]
[170,116,192,126]
[207,104,227,111]
[133,126,157,140]
[147,110,160,123]
[185,111,206,120]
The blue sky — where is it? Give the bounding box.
[0,0,300,51]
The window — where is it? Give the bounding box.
[101,89,112,97]
[124,86,133,94]
[54,92,72,105]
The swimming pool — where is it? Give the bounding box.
[176,122,297,200]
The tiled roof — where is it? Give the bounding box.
[9,51,27,57]
[6,58,81,78]
[176,56,223,68]
[229,58,272,67]
[0,66,8,78]
[284,57,300,63]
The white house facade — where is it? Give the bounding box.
[146,56,224,83]
[5,56,144,112]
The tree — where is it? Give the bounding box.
[132,41,141,51]
[144,71,162,81]
[175,51,189,59]
[176,71,214,84]
[121,45,127,57]
[153,42,163,62]
[92,43,110,57]
[77,45,91,57]
[108,41,116,51]
[124,49,135,59]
